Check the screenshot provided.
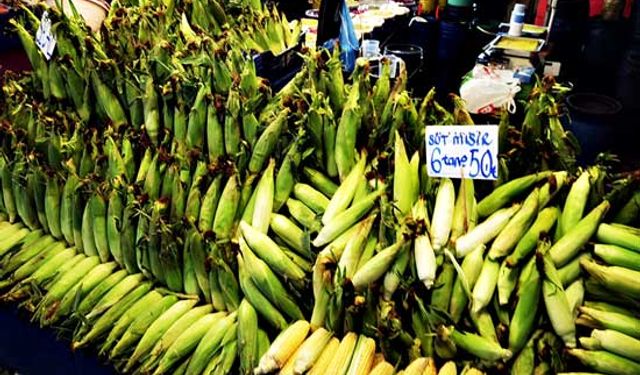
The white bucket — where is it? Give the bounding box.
[47,0,108,32]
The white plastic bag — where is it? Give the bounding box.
[460,67,521,115]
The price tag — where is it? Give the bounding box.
[35,11,56,60]
[425,125,499,180]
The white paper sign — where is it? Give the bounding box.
[426,125,499,180]
[35,11,56,60]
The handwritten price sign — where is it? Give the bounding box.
[425,126,499,180]
[35,11,56,60]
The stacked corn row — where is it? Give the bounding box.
[564,222,640,375]
[0,0,311,301]
[253,319,488,375]
[0,0,628,374]
[0,221,256,375]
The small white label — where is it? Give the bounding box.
[35,11,56,60]
[544,61,561,77]
[425,125,499,180]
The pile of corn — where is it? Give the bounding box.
[1,0,640,374]
[568,222,640,375]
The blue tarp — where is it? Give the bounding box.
[0,304,115,375]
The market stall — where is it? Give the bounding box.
[0,0,639,374]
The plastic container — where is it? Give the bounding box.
[566,93,622,163]
[383,43,423,79]
[53,0,108,32]
[381,54,402,78]
[508,9,525,36]
[361,39,381,58]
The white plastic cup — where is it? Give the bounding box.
[513,3,526,14]
[508,11,525,36]
[381,54,402,78]
[361,39,381,58]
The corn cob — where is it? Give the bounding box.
[590,329,640,362]
[450,245,485,322]
[431,178,455,251]
[308,337,340,375]
[240,222,305,281]
[124,299,198,372]
[198,175,222,233]
[541,250,576,347]
[402,357,428,375]
[580,258,640,299]
[393,132,419,217]
[497,260,519,305]
[292,327,333,374]
[451,179,476,242]
[185,312,237,374]
[237,254,288,330]
[212,174,240,239]
[352,240,406,290]
[346,335,376,375]
[274,141,301,211]
[106,190,123,265]
[439,326,512,362]
[557,253,590,287]
[335,86,363,181]
[508,256,541,353]
[476,172,551,218]
[85,273,145,320]
[2,235,54,275]
[471,257,500,314]
[556,171,590,240]
[323,155,367,225]
[382,243,411,300]
[294,183,330,214]
[506,206,559,267]
[37,256,101,317]
[326,331,358,375]
[455,205,520,258]
[593,244,640,271]
[153,312,224,375]
[314,190,383,247]
[270,213,310,257]
[0,226,30,257]
[73,282,152,349]
[549,201,610,267]
[238,299,259,375]
[596,223,640,251]
[90,193,110,262]
[488,188,539,260]
[369,361,395,375]
[304,167,338,197]
[439,361,457,375]
[286,198,322,232]
[339,214,377,279]
[470,309,498,344]
[431,259,456,313]
[102,290,166,354]
[256,320,310,374]
[568,349,640,375]
[110,295,180,359]
[252,160,275,234]
[20,247,77,286]
[249,108,290,173]
[239,238,304,320]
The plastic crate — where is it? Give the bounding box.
[253,33,305,92]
